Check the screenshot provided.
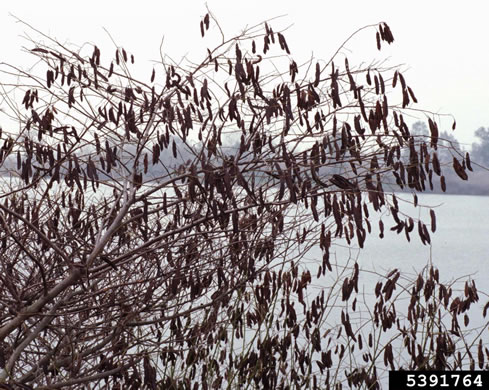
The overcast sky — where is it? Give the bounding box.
[1,0,488,147]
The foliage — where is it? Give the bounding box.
[0,14,482,389]
[472,127,489,168]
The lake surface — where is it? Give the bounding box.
[325,193,489,289]
[302,193,489,385]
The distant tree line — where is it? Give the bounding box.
[409,121,489,195]
[472,127,489,167]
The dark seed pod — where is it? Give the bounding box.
[204,13,210,29]
[392,71,398,88]
[453,157,468,180]
[407,87,417,103]
[440,175,446,192]
[432,152,441,176]
[430,209,436,233]
[314,63,320,87]
[466,152,473,171]
[380,23,394,44]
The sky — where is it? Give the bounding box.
[1,0,488,148]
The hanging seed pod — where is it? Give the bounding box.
[379,219,384,239]
[464,152,473,171]
[453,157,468,180]
[204,13,210,29]
[314,62,320,87]
[407,87,417,103]
[440,175,446,192]
[430,209,436,232]
[392,71,398,88]
[432,152,441,176]
[381,22,394,44]
[428,118,439,149]
[277,32,290,54]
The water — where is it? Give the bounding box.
[330,193,489,288]
[299,193,489,386]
